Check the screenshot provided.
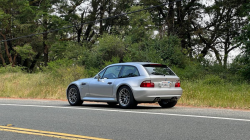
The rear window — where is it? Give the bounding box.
[143,64,176,76]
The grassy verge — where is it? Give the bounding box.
[0,66,88,100]
[0,72,66,99]
[178,80,250,109]
[0,69,249,109]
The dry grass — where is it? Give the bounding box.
[0,72,66,99]
[0,66,87,100]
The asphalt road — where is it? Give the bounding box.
[0,98,250,140]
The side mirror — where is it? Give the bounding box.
[96,74,101,81]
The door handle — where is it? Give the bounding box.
[107,82,112,85]
[81,83,86,85]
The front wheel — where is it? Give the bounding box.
[67,85,83,106]
[117,86,137,109]
[158,100,177,108]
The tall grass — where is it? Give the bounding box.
[179,79,250,109]
[0,65,88,100]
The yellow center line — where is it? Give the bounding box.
[0,125,111,140]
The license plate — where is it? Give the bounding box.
[161,81,171,88]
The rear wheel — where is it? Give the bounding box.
[67,85,83,106]
[117,86,137,109]
[158,100,177,108]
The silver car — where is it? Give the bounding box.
[66,62,182,108]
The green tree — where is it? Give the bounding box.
[196,0,248,67]
[233,3,250,80]
[57,0,133,44]
[0,0,35,66]
[140,0,202,58]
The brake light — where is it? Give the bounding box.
[175,80,181,87]
[140,80,154,87]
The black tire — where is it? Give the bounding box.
[117,86,137,109]
[107,102,118,106]
[158,100,177,108]
[67,85,83,106]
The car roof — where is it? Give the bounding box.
[109,62,159,66]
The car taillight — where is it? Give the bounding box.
[140,80,154,87]
[175,80,181,87]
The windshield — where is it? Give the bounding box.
[143,64,176,76]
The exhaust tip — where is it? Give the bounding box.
[171,97,178,102]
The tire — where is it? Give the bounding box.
[158,100,177,108]
[67,85,83,106]
[117,86,137,109]
[107,102,118,106]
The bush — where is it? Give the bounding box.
[97,34,125,62]
[229,55,250,81]
[202,75,224,85]
[123,35,186,67]
[0,65,24,74]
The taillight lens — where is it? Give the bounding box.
[140,80,154,87]
[175,80,181,87]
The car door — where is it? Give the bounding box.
[88,65,122,97]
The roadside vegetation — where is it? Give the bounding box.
[0,1,249,109]
[1,59,249,109]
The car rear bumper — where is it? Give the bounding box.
[132,87,183,102]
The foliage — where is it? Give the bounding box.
[233,3,250,81]
[230,55,250,81]
[14,44,36,60]
[0,1,249,73]
[47,59,74,71]
[0,65,24,73]
[97,34,125,62]
[202,75,224,85]
[49,41,85,64]
[123,35,186,67]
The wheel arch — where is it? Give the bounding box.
[66,83,81,96]
[116,84,135,101]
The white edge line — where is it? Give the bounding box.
[0,103,250,122]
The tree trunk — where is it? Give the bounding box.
[43,13,48,67]
[12,53,17,67]
[77,26,83,43]
[43,32,48,67]
[211,46,222,65]
[29,52,41,72]
[0,32,13,64]
[0,43,6,66]
[167,0,175,36]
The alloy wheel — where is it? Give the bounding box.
[68,88,78,104]
[119,88,130,106]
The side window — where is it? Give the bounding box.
[103,66,122,79]
[119,66,140,78]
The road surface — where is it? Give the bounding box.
[0,98,250,140]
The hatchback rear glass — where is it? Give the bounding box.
[143,64,176,76]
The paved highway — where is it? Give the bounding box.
[0,98,250,140]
